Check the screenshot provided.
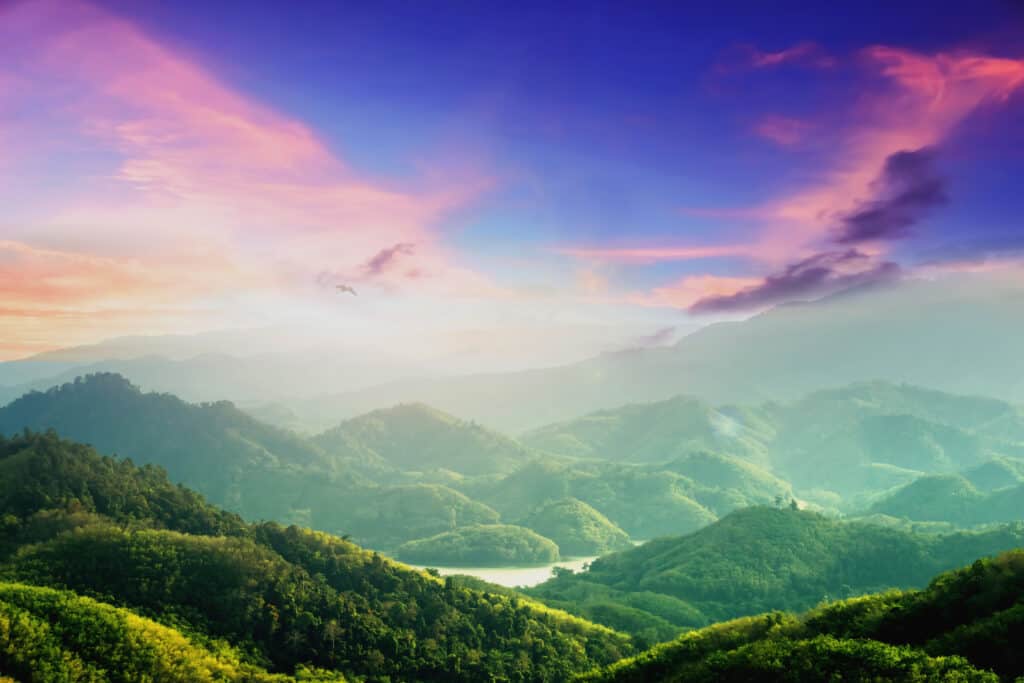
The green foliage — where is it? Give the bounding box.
[462,460,722,540]
[0,581,319,682]
[316,402,534,475]
[0,429,248,557]
[318,483,501,549]
[395,524,561,566]
[872,473,1024,526]
[0,373,340,514]
[581,549,1024,682]
[529,506,1024,638]
[0,431,633,682]
[518,498,633,556]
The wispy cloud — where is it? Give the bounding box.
[0,0,495,357]
[553,244,753,265]
[688,249,900,313]
[622,45,1024,313]
[719,41,837,72]
[753,115,813,146]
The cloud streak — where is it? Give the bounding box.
[0,0,494,358]
[689,250,900,314]
[626,45,1024,313]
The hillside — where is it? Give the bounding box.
[580,548,1024,682]
[0,431,633,682]
[395,524,561,566]
[461,461,719,540]
[519,498,633,557]
[514,380,1022,515]
[870,474,1024,527]
[527,507,1024,640]
[0,582,326,682]
[316,403,534,475]
[521,396,772,466]
[0,373,334,509]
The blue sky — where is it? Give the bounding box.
[1,0,1022,359]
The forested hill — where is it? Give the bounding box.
[528,506,1024,642]
[580,548,1024,682]
[315,402,535,475]
[0,430,633,682]
[0,582,340,682]
[0,372,333,506]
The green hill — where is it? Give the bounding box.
[0,431,633,682]
[870,473,1024,527]
[527,506,1024,640]
[0,373,341,513]
[775,414,1001,498]
[395,524,560,566]
[330,483,500,549]
[462,460,718,540]
[519,498,633,557]
[521,395,771,466]
[0,582,325,682]
[316,402,534,475]
[580,548,1024,682]
[962,456,1024,491]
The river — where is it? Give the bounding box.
[407,555,597,588]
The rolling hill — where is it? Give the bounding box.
[315,402,535,475]
[518,498,634,557]
[527,506,1024,640]
[521,396,772,466]
[0,430,633,682]
[581,548,1024,682]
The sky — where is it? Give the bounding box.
[1,0,1023,363]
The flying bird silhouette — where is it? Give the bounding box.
[336,284,357,296]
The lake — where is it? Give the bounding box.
[407,555,598,588]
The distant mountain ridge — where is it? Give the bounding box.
[267,274,1024,432]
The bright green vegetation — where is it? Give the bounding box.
[0,582,336,682]
[519,498,633,557]
[580,549,1024,682]
[316,402,534,475]
[395,524,561,566]
[0,430,634,682]
[527,507,1024,642]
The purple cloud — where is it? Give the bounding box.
[364,242,416,276]
[689,250,900,314]
[836,147,948,244]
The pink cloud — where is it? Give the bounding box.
[553,244,754,265]
[726,41,837,71]
[603,46,1024,311]
[0,0,496,358]
[630,274,762,310]
[753,115,813,146]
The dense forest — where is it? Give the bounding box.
[527,506,1024,643]
[581,549,1024,682]
[3,374,1024,680]
[0,431,632,682]
[2,430,1023,680]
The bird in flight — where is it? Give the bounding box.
[336,284,357,296]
